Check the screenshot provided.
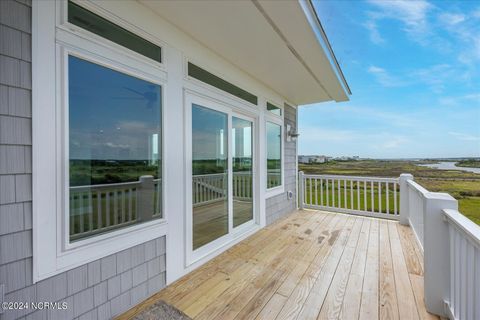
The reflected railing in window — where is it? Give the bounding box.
[69,176,161,241]
[192,172,253,206]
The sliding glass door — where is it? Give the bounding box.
[232,117,253,227]
[191,105,228,250]
[190,103,255,252]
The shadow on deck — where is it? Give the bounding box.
[117,209,439,320]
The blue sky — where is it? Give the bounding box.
[299,0,480,159]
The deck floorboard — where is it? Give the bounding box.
[117,210,439,320]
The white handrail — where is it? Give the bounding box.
[299,172,400,220]
[443,208,480,320]
[305,173,399,183]
[443,209,480,248]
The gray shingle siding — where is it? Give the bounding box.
[266,104,298,225]
[0,1,167,319]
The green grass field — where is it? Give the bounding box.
[303,178,399,215]
[299,160,480,225]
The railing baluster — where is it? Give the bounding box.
[350,180,353,210]
[378,182,382,213]
[326,178,329,206]
[121,189,126,222]
[394,182,397,215]
[344,179,347,209]
[338,179,341,208]
[386,182,389,215]
[332,179,335,207]
[364,181,367,211]
[315,178,318,206]
[309,177,313,205]
[88,191,93,231]
[128,189,133,222]
[79,193,85,234]
[357,180,360,210]
[113,190,118,224]
[371,181,374,213]
[70,195,75,234]
[97,191,102,229]
[320,178,324,206]
[303,175,307,204]
[106,192,110,226]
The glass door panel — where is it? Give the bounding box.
[192,104,228,250]
[232,117,253,227]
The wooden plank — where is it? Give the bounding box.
[277,217,355,320]
[379,220,399,320]
[254,293,287,320]
[203,214,329,319]
[409,274,440,320]
[117,211,429,320]
[397,224,423,276]
[359,218,379,320]
[388,221,420,320]
[339,218,371,320]
[276,214,336,297]
[316,218,364,319]
[211,238,305,320]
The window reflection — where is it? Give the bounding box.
[233,117,253,227]
[68,55,162,241]
[266,122,282,189]
[192,104,228,250]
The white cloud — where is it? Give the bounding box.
[367,65,407,87]
[448,132,480,141]
[365,0,433,44]
[363,20,385,45]
[438,13,465,25]
[382,136,408,149]
[439,93,480,107]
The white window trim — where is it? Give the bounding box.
[32,1,168,282]
[265,108,285,198]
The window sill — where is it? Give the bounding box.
[265,185,285,198]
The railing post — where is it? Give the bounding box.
[137,175,154,222]
[399,173,413,225]
[423,192,457,317]
[298,171,304,210]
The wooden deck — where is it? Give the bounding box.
[118,210,439,320]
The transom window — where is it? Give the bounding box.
[188,62,258,105]
[267,102,282,116]
[68,1,162,63]
[68,55,162,241]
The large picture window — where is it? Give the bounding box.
[68,55,162,241]
[266,122,282,189]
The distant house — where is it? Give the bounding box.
[299,155,328,164]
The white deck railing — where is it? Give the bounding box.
[298,172,400,219]
[402,174,480,319]
[299,171,480,319]
[444,209,480,320]
[405,179,429,248]
[69,176,161,240]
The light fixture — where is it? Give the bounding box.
[286,124,300,142]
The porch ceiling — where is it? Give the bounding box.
[139,0,350,105]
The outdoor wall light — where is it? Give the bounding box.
[286,124,300,142]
